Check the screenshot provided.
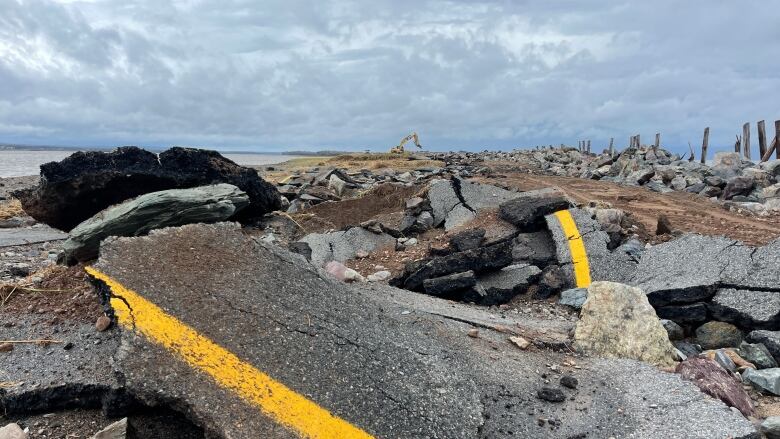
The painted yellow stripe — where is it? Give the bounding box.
[85,267,374,439]
[553,210,592,288]
[279,175,293,184]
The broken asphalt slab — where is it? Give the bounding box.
[70,222,756,438]
[545,208,637,287]
[0,226,67,248]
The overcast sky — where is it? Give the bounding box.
[1,1,778,154]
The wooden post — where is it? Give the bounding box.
[701,127,709,164]
[735,135,741,154]
[636,134,641,147]
[587,140,591,154]
[743,122,751,160]
[776,120,780,159]
[688,141,695,162]
[609,137,614,156]
[758,120,767,158]
[761,138,777,162]
[654,133,660,149]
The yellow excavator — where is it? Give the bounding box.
[390,132,422,154]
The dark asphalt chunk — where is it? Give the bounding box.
[88,222,757,438]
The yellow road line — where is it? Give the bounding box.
[279,175,293,184]
[553,210,592,288]
[85,267,374,439]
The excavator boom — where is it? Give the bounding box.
[390,132,422,154]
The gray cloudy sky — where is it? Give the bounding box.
[1,0,778,153]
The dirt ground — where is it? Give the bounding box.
[478,165,780,246]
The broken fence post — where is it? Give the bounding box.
[608,137,614,156]
[654,133,660,149]
[758,120,767,158]
[743,122,751,160]
[701,127,709,164]
[587,140,591,154]
[735,135,741,154]
[776,120,780,159]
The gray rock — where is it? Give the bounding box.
[675,357,755,418]
[536,386,566,403]
[90,418,129,439]
[747,330,780,363]
[743,367,780,395]
[423,271,477,297]
[739,342,778,369]
[428,178,519,230]
[670,175,688,190]
[714,349,737,373]
[498,188,571,228]
[0,423,26,439]
[416,211,434,230]
[675,341,703,358]
[559,288,588,309]
[62,184,249,264]
[428,179,462,227]
[696,321,743,350]
[761,416,780,439]
[574,281,678,367]
[661,319,685,341]
[615,238,645,262]
[476,264,541,305]
[710,288,780,329]
[722,176,754,200]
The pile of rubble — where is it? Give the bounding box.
[442,145,780,216]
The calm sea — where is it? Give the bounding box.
[0,150,299,178]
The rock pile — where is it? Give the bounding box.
[446,145,780,215]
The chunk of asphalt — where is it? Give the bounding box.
[423,271,477,297]
[545,208,637,286]
[656,303,709,325]
[629,234,748,307]
[86,222,759,438]
[710,288,780,329]
[476,264,541,305]
[449,228,486,252]
[511,231,556,266]
[499,188,571,228]
[401,240,514,291]
[298,226,396,266]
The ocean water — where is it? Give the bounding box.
[0,150,298,178]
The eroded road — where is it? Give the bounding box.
[34,222,755,438]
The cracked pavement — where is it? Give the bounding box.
[30,221,754,438]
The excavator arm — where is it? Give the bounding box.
[390,132,422,154]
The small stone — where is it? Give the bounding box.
[560,375,578,389]
[743,368,780,396]
[0,423,26,439]
[761,416,780,439]
[467,329,479,338]
[739,342,778,369]
[537,386,566,403]
[655,214,674,235]
[0,342,13,352]
[63,342,74,350]
[696,321,742,350]
[95,315,111,332]
[558,288,587,309]
[661,319,685,341]
[509,336,530,350]
[366,270,391,282]
[90,417,128,439]
[355,250,369,259]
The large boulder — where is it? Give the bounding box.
[675,357,755,417]
[574,281,678,367]
[298,227,397,266]
[16,146,281,231]
[61,184,249,264]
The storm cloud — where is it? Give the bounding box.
[0,0,777,154]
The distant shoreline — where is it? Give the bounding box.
[0,144,348,156]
